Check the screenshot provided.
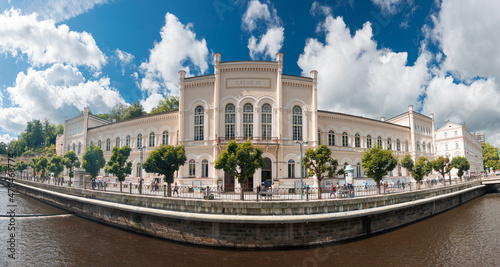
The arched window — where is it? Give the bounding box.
[137,134,142,148]
[328,131,335,146]
[136,162,142,177]
[417,141,421,152]
[377,136,383,148]
[387,138,392,150]
[342,132,348,147]
[396,139,401,151]
[162,131,168,145]
[288,159,295,178]
[422,142,426,152]
[318,130,321,145]
[201,159,208,177]
[97,140,101,149]
[261,103,272,139]
[115,137,120,148]
[126,135,131,147]
[106,139,111,151]
[72,143,76,151]
[243,103,253,138]
[356,163,362,178]
[355,134,360,148]
[428,143,432,152]
[405,141,409,152]
[67,145,70,152]
[292,106,302,141]
[77,143,81,154]
[225,103,235,139]
[189,159,196,176]
[149,132,155,147]
[367,135,372,148]
[194,106,204,141]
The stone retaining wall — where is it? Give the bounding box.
[12,180,487,248]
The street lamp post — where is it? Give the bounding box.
[295,140,308,200]
[139,146,145,194]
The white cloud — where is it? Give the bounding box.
[298,15,430,118]
[242,0,284,60]
[371,0,411,15]
[9,0,108,23]
[0,133,17,143]
[422,76,500,145]
[0,9,106,69]
[139,13,209,96]
[310,1,332,17]
[114,49,135,75]
[140,93,164,113]
[3,64,126,134]
[432,0,500,82]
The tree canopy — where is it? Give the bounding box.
[431,156,453,185]
[302,145,344,199]
[82,143,106,180]
[35,156,49,178]
[215,140,266,200]
[105,146,132,192]
[451,156,470,180]
[361,146,398,194]
[482,142,500,171]
[142,144,187,197]
[121,101,146,121]
[63,150,81,185]
[150,95,179,114]
[48,155,64,179]
[401,155,432,187]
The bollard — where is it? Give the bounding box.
[257,186,260,201]
[164,184,166,197]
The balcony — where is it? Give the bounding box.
[217,136,279,144]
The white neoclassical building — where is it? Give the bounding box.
[62,53,443,190]
[435,121,484,176]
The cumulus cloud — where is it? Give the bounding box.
[139,13,209,96]
[432,0,500,82]
[0,133,17,143]
[310,1,332,17]
[298,15,430,118]
[3,64,126,134]
[9,0,109,23]
[140,93,164,113]
[242,0,284,60]
[0,9,106,69]
[114,49,135,75]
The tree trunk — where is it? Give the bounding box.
[120,181,122,193]
[376,180,381,194]
[167,182,172,197]
[317,178,322,199]
[240,185,245,201]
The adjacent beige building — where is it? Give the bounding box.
[63,53,446,190]
[435,122,484,176]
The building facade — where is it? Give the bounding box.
[63,53,441,190]
[435,122,484,176]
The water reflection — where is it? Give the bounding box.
[1,185,499,266]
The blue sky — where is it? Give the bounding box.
[1,0,500,147]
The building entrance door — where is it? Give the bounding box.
[261,157,272,187]
[224,173,235,192]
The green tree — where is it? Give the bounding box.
[105,146,132,192]
[109,103,128,122]
[121,101,146,121]
[142,144,187,197]
[82,144,106,180]
[432,156,453,185]
[15,161,29,178]
[215,140,266,200]
[361,146,398,194]
[482,142,500,172]
[150,95,179,114]
[21,150,35,157]
[401,155,432,189]
[36,156,49,178]
[0,142,7,154]
[451,156,470,182]
[63,150,81,186]
[48,155,64,179]
[302,145,344,199]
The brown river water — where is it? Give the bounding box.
[1,185,499,267]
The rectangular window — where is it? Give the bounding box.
[288,161,295,178]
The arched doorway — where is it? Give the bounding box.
[224,172,235,192]
[260,157,272,187]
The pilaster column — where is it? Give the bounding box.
[178,70,186,143]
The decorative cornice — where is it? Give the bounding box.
[185,81,215,88]
[282,80,312,88]
[220,66,278,73]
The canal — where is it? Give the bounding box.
[1,185,499,266]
